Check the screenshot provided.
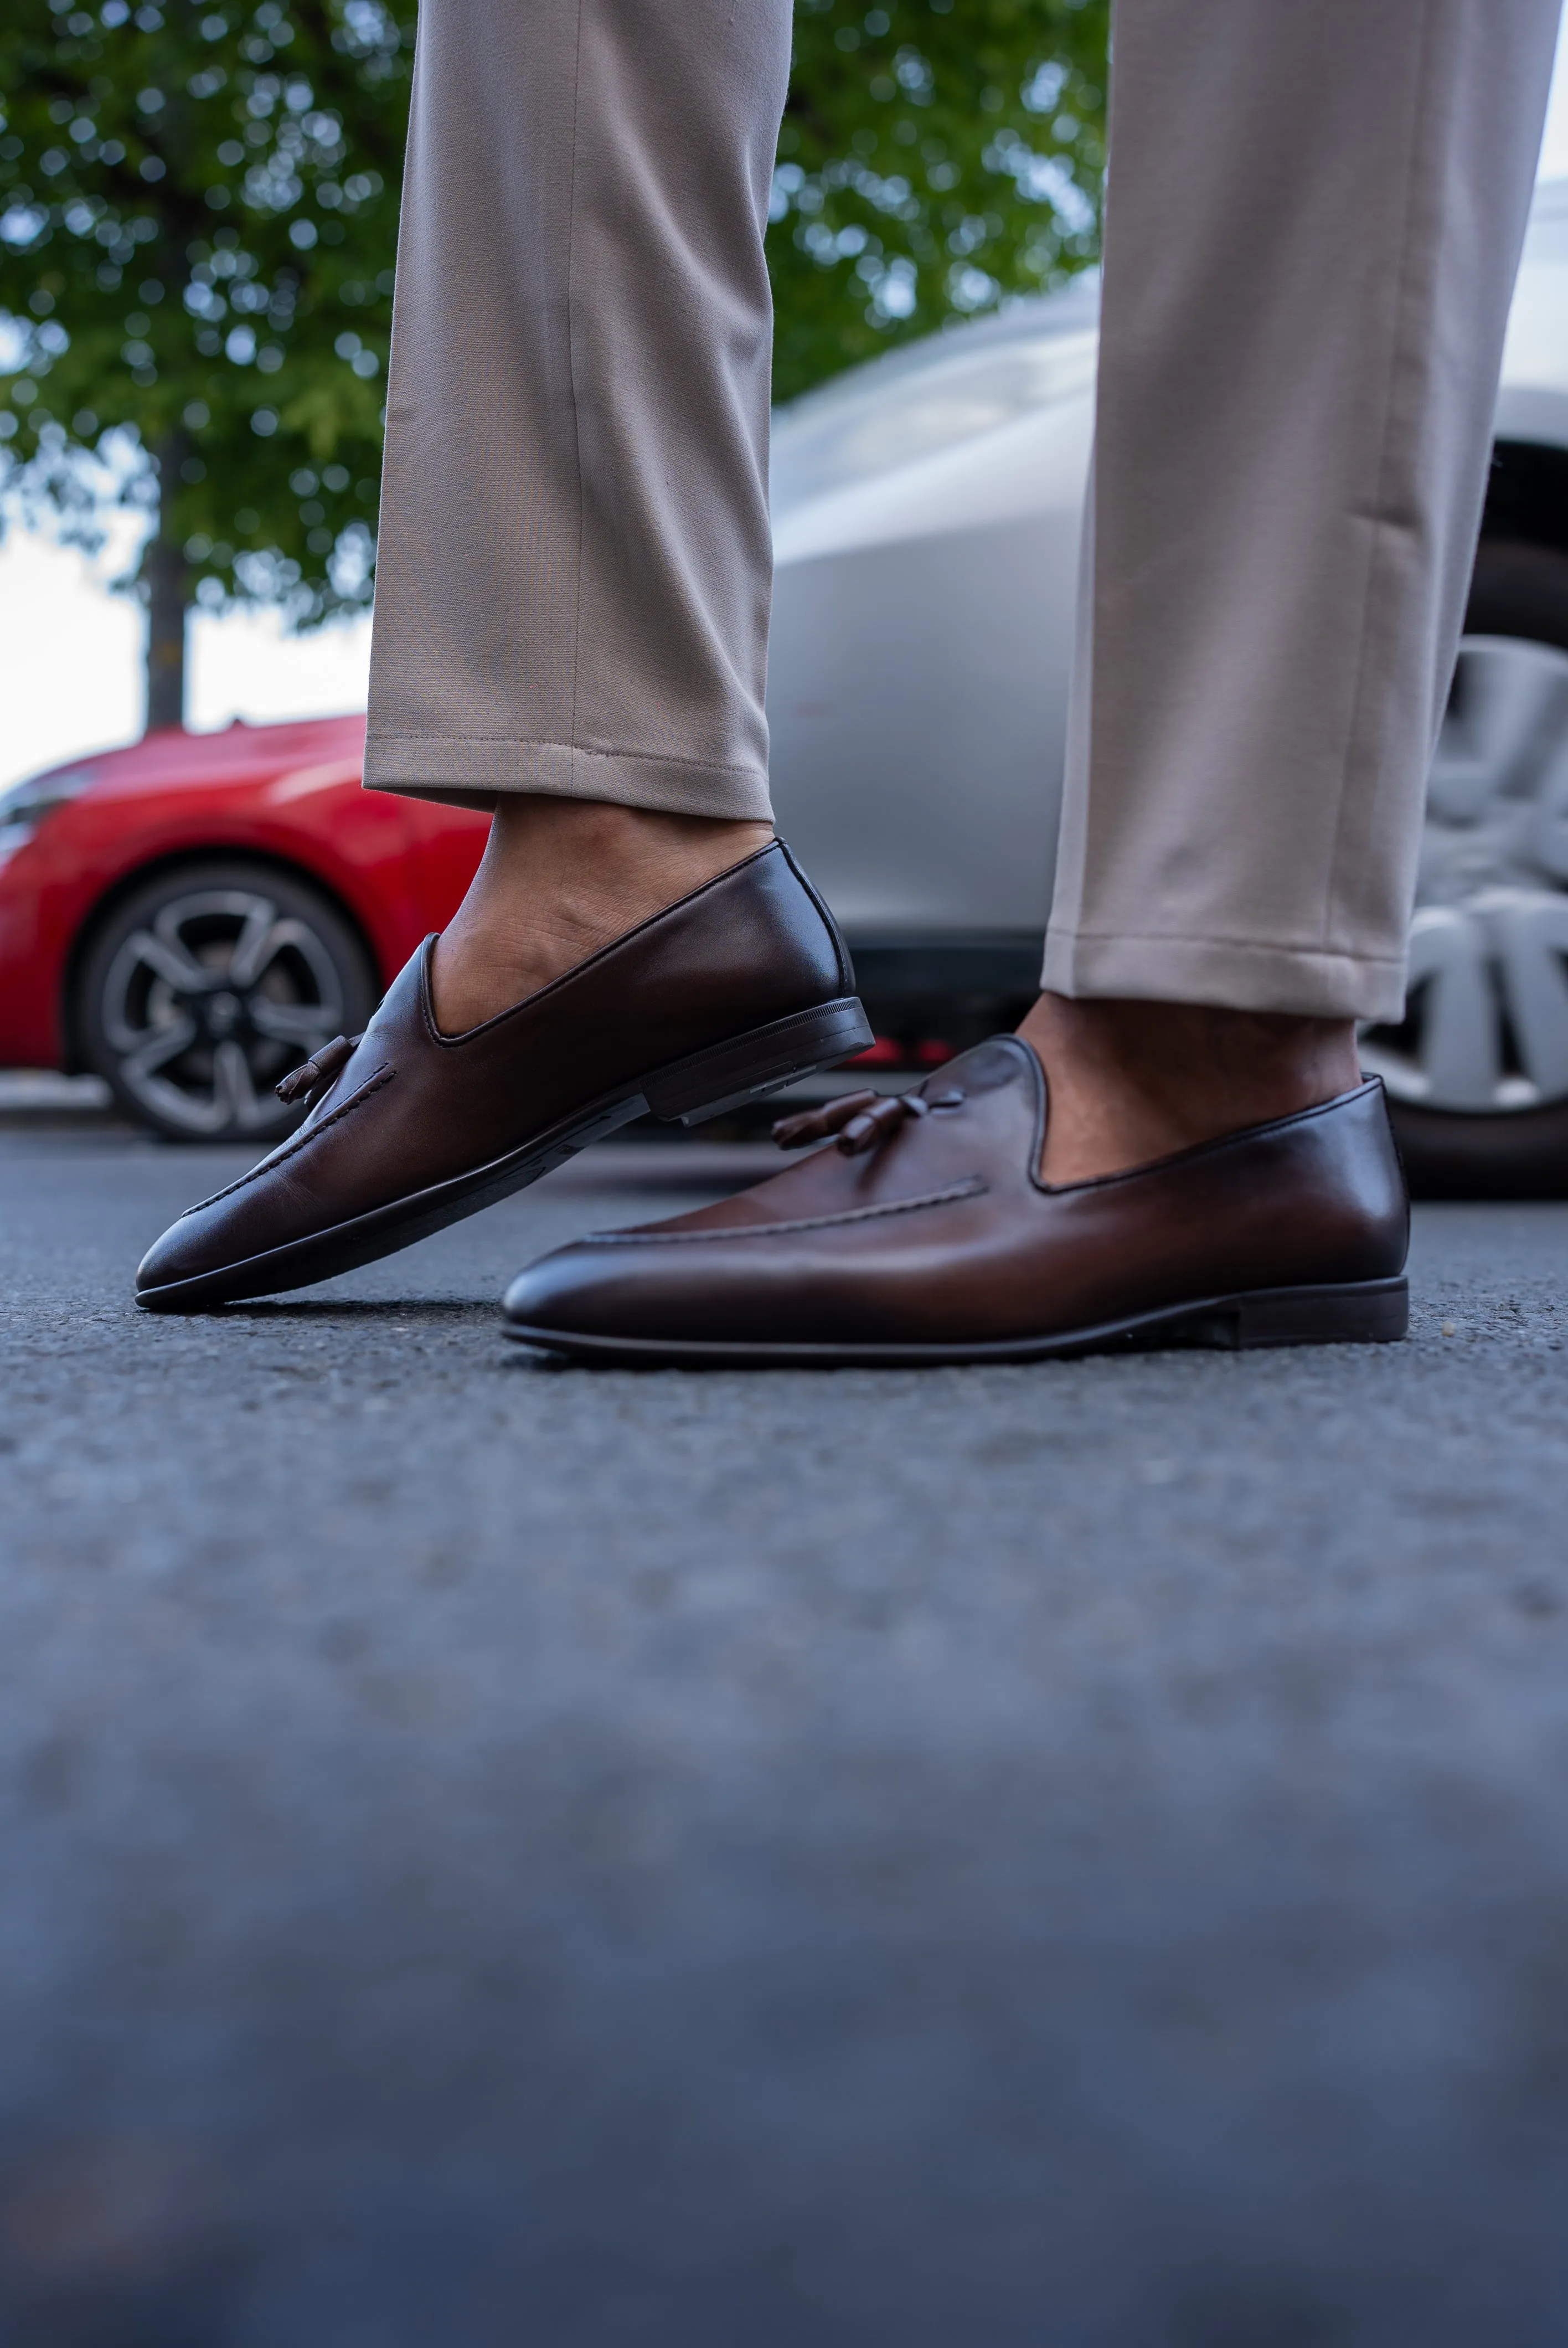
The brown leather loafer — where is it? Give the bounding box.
[501,1036,1410,1365]
[135,842,870,1311]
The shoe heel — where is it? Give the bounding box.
[1180,1276,1409,1350]
[643,997,875,1126]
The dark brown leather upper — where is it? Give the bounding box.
[503,1037,1410,1347]
[136,841,850,1293]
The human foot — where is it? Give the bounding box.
[431,798,775,1033]
[501,1036,1408,1364]
[135,843,870,1310]
[1016,994,1364,1186]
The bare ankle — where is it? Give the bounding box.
[1019,992,1361,1185]
[431,798,772,1033]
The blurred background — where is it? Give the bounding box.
[9,1,1562,798]
[8,1,1568,1187]
[0,0,1123,790]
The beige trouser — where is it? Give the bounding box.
[364,0,1559,1021]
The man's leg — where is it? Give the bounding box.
[502,0,1561,1364]
[364,0,788,1031]
[1029,0,1560,1181]
[135,0,875,1312]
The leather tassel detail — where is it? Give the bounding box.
[772,1087,936,1156]
[275,1032,361,1109]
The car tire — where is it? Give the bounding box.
[1463,535,1568,656]
[75,860,379,1145]
[1369,537,1568,1198]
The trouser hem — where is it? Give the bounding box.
[363,737,775,821]
[1041,928,1406,1022]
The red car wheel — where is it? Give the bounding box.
[75,860,379,1144]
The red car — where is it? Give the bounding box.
[0,715,488,1141]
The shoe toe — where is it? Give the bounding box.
[135,1186,271,1306]
[502,1233,723,1346]
[503,1229,806,1353]
[135,1209,221,1305]
[502,1242,620,1337]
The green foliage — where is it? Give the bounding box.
[771,0,1107,404]
[0,0,1107,673]
[0,0,412,624]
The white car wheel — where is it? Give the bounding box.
[1360,633,1568,1111]
[1369,539,1568,1194]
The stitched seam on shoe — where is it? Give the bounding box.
[584,1178,986,1246]
[177,1064,394,1217]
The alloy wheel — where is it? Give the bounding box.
[1359,634,1568,1113]
[97,885,351,1138]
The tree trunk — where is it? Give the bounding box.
[144,432,189,734]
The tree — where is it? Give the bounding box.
[0,0,412,728]
[771,0,1108,403]
[1,0,1106,737]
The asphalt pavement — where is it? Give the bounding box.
[3,1094,1568,2346]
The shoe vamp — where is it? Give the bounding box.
[539,1183,1227,1346]
[152,1058,568,1286]
[526,1103,1388,1348]
[636,1052,1039,1239]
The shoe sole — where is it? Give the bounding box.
[503,1274,1410,1367]
[135,996,873,1312]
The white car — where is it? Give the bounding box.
[767,179,1568,1194]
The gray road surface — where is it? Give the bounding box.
[2,1100,1568,2346]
